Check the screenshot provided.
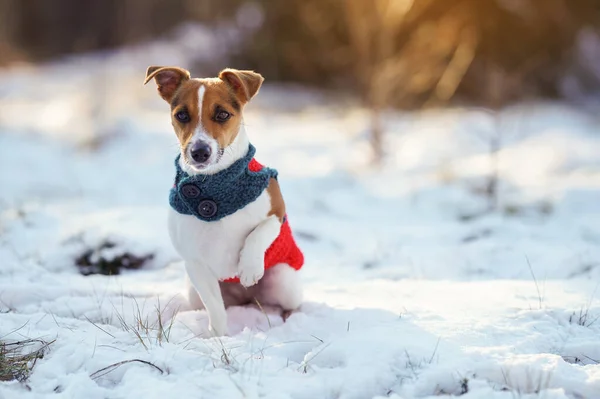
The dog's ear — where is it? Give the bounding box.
[219,68,264,103]
[144,66,191,102]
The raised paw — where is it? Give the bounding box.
[238,247,265,287]
[238,263,265,287]
[238,249,265,287]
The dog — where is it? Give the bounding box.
[144,66,304,336]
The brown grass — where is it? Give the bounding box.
[0,338,54,382]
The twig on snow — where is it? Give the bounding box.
[90,359,163,380]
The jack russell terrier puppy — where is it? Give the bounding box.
[144,66,304,336]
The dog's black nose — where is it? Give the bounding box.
[190,143,212,163]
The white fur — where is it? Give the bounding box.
[180,84,251,176]
[238,215,281,287]
[255,263,303,310]
[184,260,227,336]
[169,138,269,336]
[187,263,303,313]
[180,128,251,176]
[168,188,272,281]
[169,89,302,336]
[180,85,216,173]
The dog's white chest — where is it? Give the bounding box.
[168,191,271,279]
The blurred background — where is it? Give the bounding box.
[3,0,600,159]
[4,0,600,103]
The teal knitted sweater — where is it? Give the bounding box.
[169,144,278,222]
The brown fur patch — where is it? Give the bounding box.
[266,178,286,222]
[145,67,264,158]
[168,78,244,152]
[199,78,243,149]
[144,66,190,102]
[219,69,264,103]
[169,80,201,150]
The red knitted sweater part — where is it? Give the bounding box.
[223,158,304,283]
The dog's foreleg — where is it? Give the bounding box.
[238,216,280,287]
[185,261,227,336]
[185,274,204,310]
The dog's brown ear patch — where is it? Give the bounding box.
[144,66,191,102]
[219,68,264,103]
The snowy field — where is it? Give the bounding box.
[1,30,600,399]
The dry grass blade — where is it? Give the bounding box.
[525,256,543,309]
[156,307,165,344]
[253,297,272,329]
[298,343,331,374]
[582,355,599,364]
[154,297,179,345]
[90,359,163,380]
[84,315,116,338]
[131,329,149,351]
[0,338,54,382]
[428,338,441,364]
[570,306,600,328]
[0,321,30,341]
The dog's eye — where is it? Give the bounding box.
[215,110,230,122]
[175,110,190,123]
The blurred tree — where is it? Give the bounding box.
[0,0,202,64]
[0,0,22,64]
[344,0,409,163]
[2,0,600,112]
[233,0,600,164]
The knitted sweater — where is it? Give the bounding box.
[170,144,304,283]
[170,144,277,221]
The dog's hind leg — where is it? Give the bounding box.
[185,261,228,336]
[255,263,303,313]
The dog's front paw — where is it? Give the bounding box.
[238,251,265,287]
[238,264,264,287]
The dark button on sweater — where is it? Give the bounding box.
[169,144,278,222]
[181,184,200,198]
[198,200,218,218]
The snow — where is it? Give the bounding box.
[1,32,600,398]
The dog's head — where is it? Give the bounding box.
[144,66,263,172]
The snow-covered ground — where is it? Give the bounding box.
[1,33,600,398]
